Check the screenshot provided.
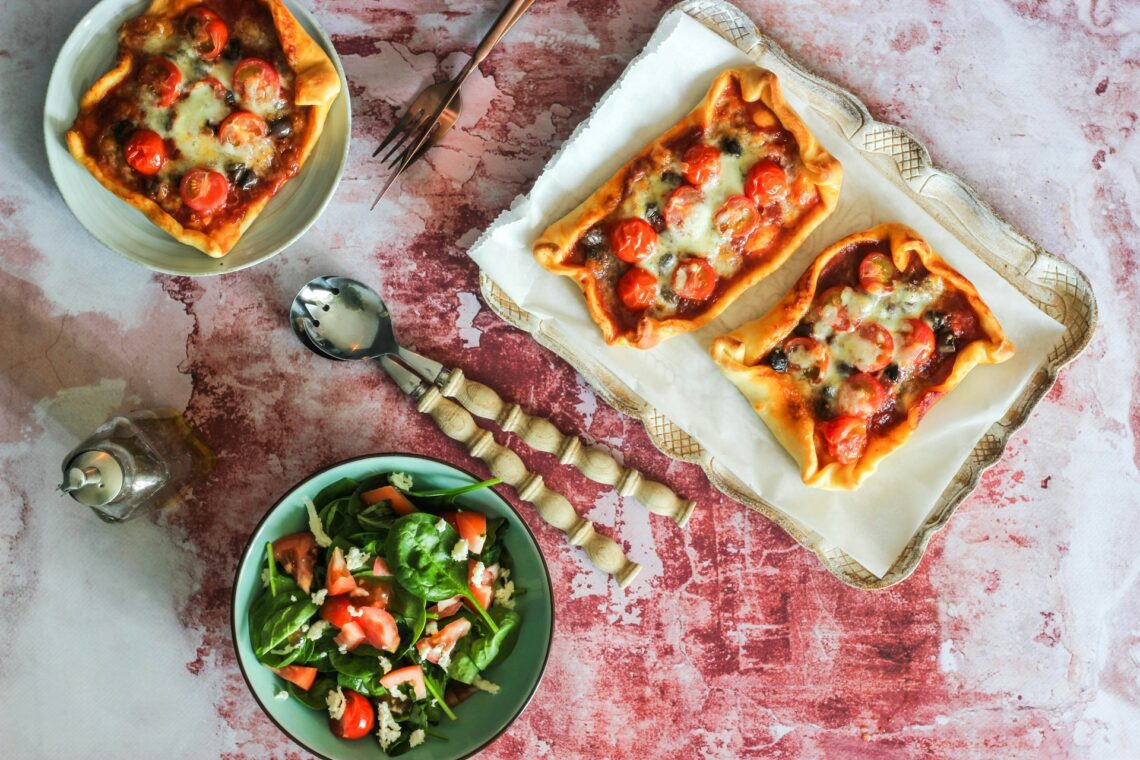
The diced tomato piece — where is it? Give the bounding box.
[714,194,759,241]
[617,267,658,312]
[360,485,416,515]
[467,560,496,611]
[320,595,358,628]
[272,664,317,691]
[415,618,472,664]
[859,252,896,295]
[184,7,228,60]
[784,337,829,381]
[837,373,888,419]
[380,665,428,700]
[333,620,366,652]
[350,576,392,609]
[846,323,895,373]
[179,169,229,213]
[233,57,281,104]
[138,56,182,107]
[664,184,703,229]
[329,689,374,740]
[681,143,721,187]
[744,160,787,205]
[444,511,487,554]
[325,546,357,596]
[671,258,717,301]
[124,129,167,175]
[897,318,935,369]
[273,532,318,593]
[431,595,464,618]
[358,607,400,653]
[819,416,869,465]
[372,557,392,577]
[609,218,656,264]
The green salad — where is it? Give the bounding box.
[249,472,521,754]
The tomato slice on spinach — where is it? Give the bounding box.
[272,664,317,691]
[415,618,472,664]
[272,531,317,593]
[379,665,428,700]
[325,546,357,596]
[443,510,487,554]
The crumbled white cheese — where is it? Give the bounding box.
[326,687,346,720]
[310,589,328,606]
[337,644,348,655]
[494,580,516,610]
[501,568,510,579]
[472,677,500,694]
[376,701,402,750]
[307,620,330,640]
[348,605,363,618]
[435,518,447,532]
[437,646,452,670]
[387,684,406,701]
[301,623,310,633]
[378,655,393,675]
[275,689,289,701]
[388,472,414,491]
[344,546,370,571]
[261,569,270,587]
[290,594,298,602]
[424,621,438,636]
[451,539,469,562]
[472,561,486,581]
[304,496,333,547]
[409,729,426,748]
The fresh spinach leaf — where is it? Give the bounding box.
[318,496,359,540]
[384,513,498,632]
[386,583,427,657]
[314,478,358,509]
[329,648,381,678]
[447,609,521,685]
[478,518,507,567]
[336,671,387,697]
[406,477,501,501]
[254,598,318,658]
[259,636,314,669]
[287,674,337,710]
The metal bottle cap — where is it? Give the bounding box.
[61,450,124,507]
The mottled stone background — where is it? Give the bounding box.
[1,0,1137,757]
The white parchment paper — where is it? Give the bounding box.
[468,12,1065,578]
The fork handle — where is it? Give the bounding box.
[471,0,536,68]
[415,384,642,589]
[439,368,695,528]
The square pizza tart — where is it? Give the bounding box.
[710,223,1015,490]
[532,67,843,349]
[66,0,341,257]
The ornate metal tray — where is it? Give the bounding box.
[478,0,1097,589]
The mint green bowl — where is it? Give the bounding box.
[231,454,554,759]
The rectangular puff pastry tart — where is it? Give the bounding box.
[533,67,843,348]
[66,0,341,257]
[710,223,1015,491]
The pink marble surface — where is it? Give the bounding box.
[1,0,1137,757]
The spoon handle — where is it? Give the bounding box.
[414,384,642,589]
[439,368,695,528]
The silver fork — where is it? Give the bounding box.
[370,0,537,209]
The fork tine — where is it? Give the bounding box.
[384,119,444,171]
[372,108,414,158]
[380,107,429,165]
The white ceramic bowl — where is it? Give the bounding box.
[43,0,351,276]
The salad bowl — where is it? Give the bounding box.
[231,453,555,759]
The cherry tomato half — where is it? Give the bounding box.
[664,184,703,230]
[784,336,829,381]
[682,143,721,187]
[138,56,182,108]
[858,251,896,295]
[837,372,887,419]
[819,416,868,465]
[218,111,268,145]
[813,286,855,332]
[897,318,935,369]
[745,221,781,255]
[671,258,717,301]
[123,129,167,175]
[609,217,657,264]
[329,689,375,740]
[714,194,759,241]
[185,7,228,60]
[847,322,895,372]
[233,57,281,104]
[617,267,658,311]
[179,168,229,213]
[624,266,661,309]
[744,160,787,206]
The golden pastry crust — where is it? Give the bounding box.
[65,0,340,257]
[533,66,843,349]
[710,223,1015,490]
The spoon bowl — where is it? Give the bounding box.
[290,276,397,361]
